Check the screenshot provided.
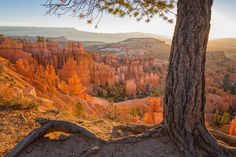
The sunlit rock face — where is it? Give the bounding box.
[148,97,163,112]
[91,62,118,87]
[143,97,163,124]
[68,73,87,98]
[229,116,236,136]
[90,52,163,96]
[112,97,163,124]
[65,42,85,55]
[23,40,85,70]
[58,55,92,90]
[58,80,69,94]
[0,36,161,97]
[23,42,52,66]
[2,36,236,127]
[139,73,159,91]
[33,64,60,94]
[0,37,101,93]
[125,79,137,97]
[0,36,164,124]
[0,36,34,63]
[77,54,92,87]
[15,58,35,79]
[143,112,163,124]
[58,58,79,82]
[44,64,60,87]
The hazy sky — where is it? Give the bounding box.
[0,0,235,39]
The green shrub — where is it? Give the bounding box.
[213,110,231,126]
[129,107,139,117]
[74,102,84,117]
[152,88,162,97]
[129,107,144,118]
[221,112,230,125]
[214,110,221,125]
[37,36,45,42]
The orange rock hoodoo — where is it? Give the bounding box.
[125,79,137,97]
[0,36,34,63]
[90,53,161,95]
[229,116,236,136]
[143,97,163,124]
[68,73,87,99]
[58,58,79,82]
[1,35,235,126]
[0,36,161,97]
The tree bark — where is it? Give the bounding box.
[164,0,236,156]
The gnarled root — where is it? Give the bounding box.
[194,125,236,157]
[114,123,236,156]
[111,123,236,147]
[81,146,100,157]
[7,119,167,157]
[7,119,104,157]
[209,129,236,147]
[8,119,236,157]
[109,123,167,144]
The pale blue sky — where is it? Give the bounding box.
[0,0,235,38]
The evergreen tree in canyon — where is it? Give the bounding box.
[44,0,236,156]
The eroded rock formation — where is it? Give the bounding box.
[143,97,163,124]
[230,116,236,136]
[0,36,34,63]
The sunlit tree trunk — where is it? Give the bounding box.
[163,0,235,156]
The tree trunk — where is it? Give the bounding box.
[164,0,236,156]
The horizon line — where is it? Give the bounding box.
[0,25,235,40]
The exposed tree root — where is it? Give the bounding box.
[106,123,236,157]
[111,123,236,147]
[7,119,236,157]
[7,119,105,157]
[111,124,154,139]
[108,123,167,144]
[209,129,236,147]
[194,124,236,157]
[81,146,100,157]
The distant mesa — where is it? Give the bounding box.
[0,26,169,43]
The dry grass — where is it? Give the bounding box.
[0,95,40,111]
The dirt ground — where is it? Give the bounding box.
[3,109,236,157]
[18,134,181,157]
[0,110,120,157]
[1,109,183,157]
